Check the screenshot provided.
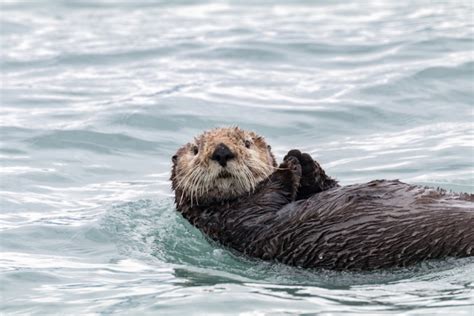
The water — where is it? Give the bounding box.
[1,0,473,314]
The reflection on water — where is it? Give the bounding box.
[1,0,473,314]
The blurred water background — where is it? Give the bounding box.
[1,0,473,314]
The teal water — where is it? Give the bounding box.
[1,1,474,315]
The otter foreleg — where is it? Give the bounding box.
[283,149,338,200]
[267,156,302,202]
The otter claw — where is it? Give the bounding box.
[280,156,301,176]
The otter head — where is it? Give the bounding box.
[171,127,277,207]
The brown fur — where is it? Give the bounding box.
[170,127,474,270]
[171,127,277,206]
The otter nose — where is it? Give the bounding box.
[211,143,235,167]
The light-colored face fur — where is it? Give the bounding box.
[171,127,277,206]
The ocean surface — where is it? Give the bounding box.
[1,0,473,315]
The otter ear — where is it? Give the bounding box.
[172,155,178,164]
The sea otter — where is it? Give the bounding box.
[170,127,474,270]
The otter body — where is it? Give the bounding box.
[171,127,474,270]
[178,179,473,270]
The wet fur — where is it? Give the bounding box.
[171,127,277,206]
[171,128,474,270]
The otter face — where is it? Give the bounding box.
[171,127,277,206]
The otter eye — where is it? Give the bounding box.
[244,140,251,148]
[192,145,198,155]
[172,155,178,163]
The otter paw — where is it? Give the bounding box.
[284,150,338,199]
[279,156,302,177]
[300,153,318,179]
[274,156,301,200]
[284,150,317,184]
[283,149,302,162]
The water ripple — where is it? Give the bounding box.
[1,0,473,314]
